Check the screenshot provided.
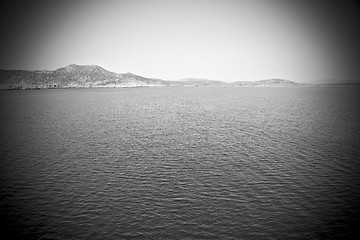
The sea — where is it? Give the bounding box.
[0,86,360,239]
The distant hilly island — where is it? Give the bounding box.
[0,64,357,89]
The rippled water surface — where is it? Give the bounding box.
[1,87,360,239]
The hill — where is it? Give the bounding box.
[0,64,169,89]
[0,65,303,89]
[231,79,299,87]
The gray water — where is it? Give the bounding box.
[0,87,360,239]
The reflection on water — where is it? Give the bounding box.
[1,87,360,239]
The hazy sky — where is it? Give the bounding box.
[1,0,359,83]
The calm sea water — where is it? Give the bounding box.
[1,87,360,239]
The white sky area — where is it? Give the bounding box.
[1,0,359,83]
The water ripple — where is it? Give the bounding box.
[1,87,360,239]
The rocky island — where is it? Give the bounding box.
[0,64,301,89]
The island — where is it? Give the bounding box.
[0,64,309,90]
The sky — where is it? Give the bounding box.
[0,0,359,83]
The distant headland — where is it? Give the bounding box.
[0,64,355,90]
